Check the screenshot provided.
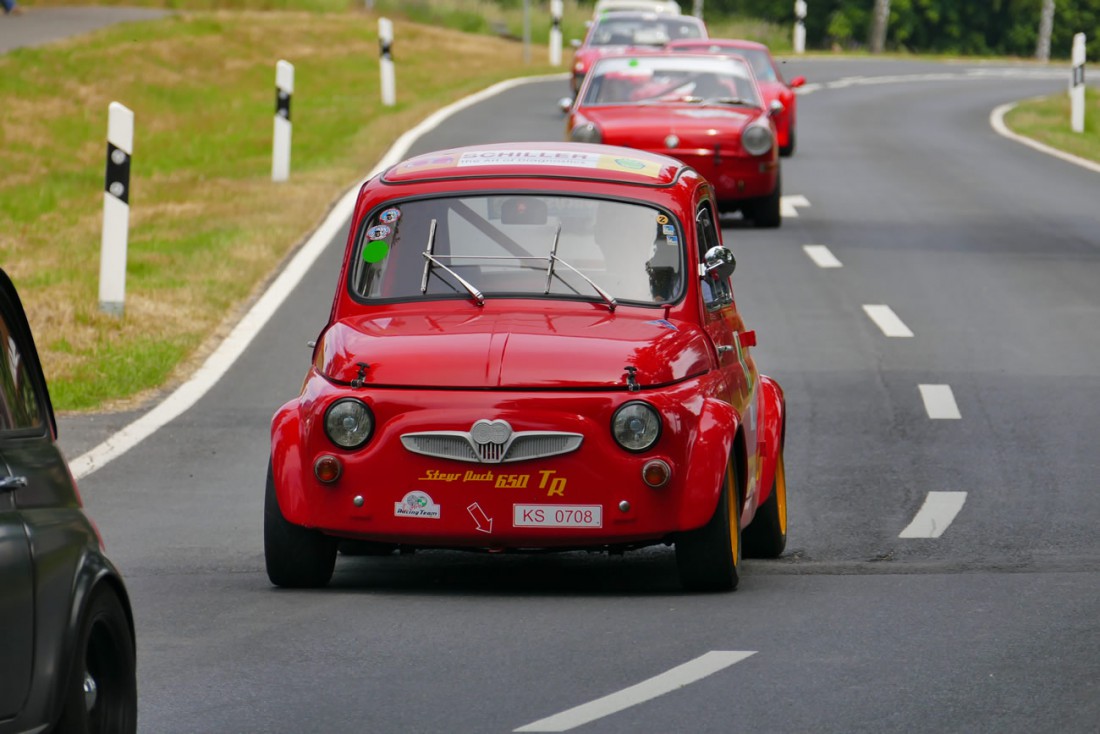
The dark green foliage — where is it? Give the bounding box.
[705,0,1099,58]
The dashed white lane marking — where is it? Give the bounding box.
[862,304,914,338]
[781,194,810,218]
[919,384,962,420]
[68,73,570,480]
[899,492,967,538]
[513,651,756,732]
[803,244,842,268]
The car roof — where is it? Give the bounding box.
[380,143,689,188]
[668,38,769,51]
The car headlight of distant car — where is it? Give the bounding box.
[324,398,375,449]
[742,124,774,156]
[570,122,602,144]
[612,401,661,452]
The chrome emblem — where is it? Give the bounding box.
[470,419,512,446]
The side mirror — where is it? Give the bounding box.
[558,97,575,114]
[789,75,806,88]
[703,246,736,280]
[768,100,785,117]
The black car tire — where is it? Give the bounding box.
[264,463,338,588]
[750,174,782,229]
[56,585,137,734]
[675,459,742,592]
[780,127,796,157]
[743,448,788,558]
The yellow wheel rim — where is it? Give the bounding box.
[775,451,788,535]
[725,463,739,562]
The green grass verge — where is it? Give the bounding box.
[1004,88,1100,164]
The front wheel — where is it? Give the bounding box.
[749,174,782,229]
[56,586,137,734]
[743,448,788,558]
[675,459,742,592]
[264,462,338,588]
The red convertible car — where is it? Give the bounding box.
[667,38,806,156]
[566,54,782,227]
[568,11,708,96]
[265,143,787,592]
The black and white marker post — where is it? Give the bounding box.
[379,18,396,107]
[549,0,563,67]
[793,1,807,55]
[99,102,133,316]
[1071,32,1086,133]
[272,60,294,182]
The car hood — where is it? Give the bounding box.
[584,105,759,147]
[318,304,712,390]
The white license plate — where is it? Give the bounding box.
[513,504,603,528]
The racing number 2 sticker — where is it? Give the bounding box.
[513,504,602,528]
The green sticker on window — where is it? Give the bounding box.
[362,240,389,263]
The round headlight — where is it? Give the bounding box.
[324,398,374,449]
[612,401,661,452]
[742,124,774,156]
[570,122,602,144]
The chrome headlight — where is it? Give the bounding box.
[742,124,774,156]
[570,122,602,144]
[324,398,374,449]
[612,401,661,452]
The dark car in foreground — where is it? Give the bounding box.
[0,268,137,734]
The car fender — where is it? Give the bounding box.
[678,397,739,531]
[753,375,786,508]
[270,399,310,526]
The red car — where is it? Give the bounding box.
[265,142,788,592]
[667,38,806,156]
[566,54,782,227]
[568,11,708,96]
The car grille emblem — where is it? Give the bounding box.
[401,420,582,464]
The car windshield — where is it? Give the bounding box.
[729,47,777,82]
[349,194,684,306]
[582,56,761,107]
[590,17,704,47]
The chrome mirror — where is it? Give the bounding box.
[703,246,736,279]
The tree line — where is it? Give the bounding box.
[691,0,1098,58]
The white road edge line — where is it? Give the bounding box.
[803,244,842,268]
[899,491,967,538]
[68,73,569,481]
[513,651,756,733]
[862,304,914,338]
[918,384,962,420]
[991,101,1100,175]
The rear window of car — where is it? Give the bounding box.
[583,56,760,107]
[591,17,705,47]
[348,194,684,306]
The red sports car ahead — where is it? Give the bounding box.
[264,142,788,592]
[568,11,708,96]
[566,54,782,227]
[667,38,806,156]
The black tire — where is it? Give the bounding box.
[750,174,782,229]
[56,585,137,734]
[743,448,788,558]
[264,462,338,588]
[676,459,742,592]
[780,126,796,157]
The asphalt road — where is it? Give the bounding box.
[0,6,168,53]
[51,56,1100,733]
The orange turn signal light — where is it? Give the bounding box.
[642,459,671,488]
[314,455,342,484]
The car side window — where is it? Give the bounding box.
[696,203,732,309]
[0,308,44,433]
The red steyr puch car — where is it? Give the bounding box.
[666,38,806,156]
[265,142,788,592]
[568,11,708,97]
[566,54,783,227]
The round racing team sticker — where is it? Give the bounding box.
[379,208,401,224]
[367,224,391,240]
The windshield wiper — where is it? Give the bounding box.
[546,253,617,312]
[420,219,484,306]
[700,96,758,107]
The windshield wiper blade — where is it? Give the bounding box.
[543,223,562,294]
[420,218,484,306]
[548,254,617,312]
[702,96,757,107]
